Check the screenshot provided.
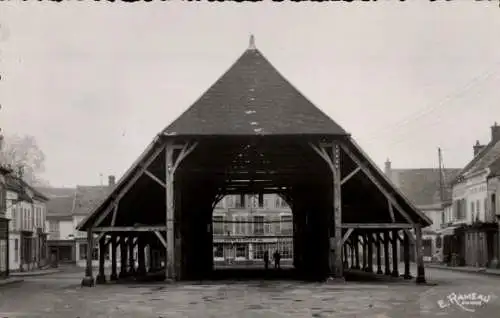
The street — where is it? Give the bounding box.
[0,265,499,318]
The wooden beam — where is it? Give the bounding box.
[341,228,354,244]
[388,200,396,222]
[144,170,166,188]
[93,226,167,232]
[309,142,333,170]
[165,141,175,280]
[92,143,166,228]
[341,223,413,229]
[93,232,106,247]
[340,143,415,225]
[110,202,119,227]
[341,166,361,186]
[172,141,198,174]
[154,231,167,248]
[403,229,416,244]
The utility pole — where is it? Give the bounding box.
[438,147,445,204]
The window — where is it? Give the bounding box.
[225,196,234,209]
[254,243,265,259]
[14,239,19,262]
[235,244,246,258]
[253,216,264,234]
[92,248,98,260]
[79,243,87,260]
[280,215,293,235]
[279,240,293,259]
[213,244,223,258]
[234,216,246,235]
[213,216,224,235]
[471,201,475,215]
[492,194,497,216]
[11,207,17,230]
[275,196,288,209]
[477,200,481,215]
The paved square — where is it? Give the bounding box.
[1,265,499,317]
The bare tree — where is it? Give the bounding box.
[0,134,50,187]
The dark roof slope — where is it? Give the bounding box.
[36,187,76,199]
[72,185,111,216]
[163,38,347,136]
[454,139,500,183]
[390,168,461,207]
[46,196,74,218]
[5,174,49,202]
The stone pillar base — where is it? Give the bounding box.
[416,275,426,284]
[391,270,400,278]
[96,274,106,284]
[81,276,95,287]
[376,269,383,275]
[325,276,346,284]
[384,269,391,275]
[403,274,412,280]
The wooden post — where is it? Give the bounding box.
[119,237,128,278]
[403,230,411,279]
[362,235,367,271]
[110,235,118,281]
[354,235,360,269]
[376,233,383,274]
[96,235,107,284]
[81,228,95,287]
[367,231,373,273]
[350,244,354,268]
[343,243,349,268]
[384,231,391,275]
[415,224,426,284]
[128,234,135,276]
[391,230,399,277]
[332,144,343,279]
[137,235,146,277]
[166,143,176,281]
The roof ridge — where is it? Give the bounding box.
[453,138,500,183]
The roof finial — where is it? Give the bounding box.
[248,34,256,50]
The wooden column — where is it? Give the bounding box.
[415,224,426,284]
[403,231,411,279]
[128,234,135,275]
[362,235,367,271]
[96,235,107,284]
[148,246,155,272]
[384,231,391,275]
[81,228,95,287]
[391,230,399,277]
[137,235,146,277]
[350,244,355,268]
[332,144,343,279]
[166,143,176,280]
[343,243,349,268]
[119,237,128,278]
[110,235,118,281]
[367,231,373,273]
[354,235,360,269]
[376,233,383,274]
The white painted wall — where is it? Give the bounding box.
[8,233,20,271]
[423,209,442,231]
[452,171,489,224]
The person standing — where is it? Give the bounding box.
[273,250,281,269]
[263,251,269,270]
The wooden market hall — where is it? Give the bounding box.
[77,36,432,286]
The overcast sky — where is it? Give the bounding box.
[1,2,499,187]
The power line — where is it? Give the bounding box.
[364,61,500,144]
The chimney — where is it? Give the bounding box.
[492,122,500,142]
[384,158,392,178]
[473,140,486,156]
[108,175,116,187]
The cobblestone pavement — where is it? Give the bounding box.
[1,265,499,318]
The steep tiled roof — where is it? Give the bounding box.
[390,168,461,207]
[36,187,76,199]
[5,174,49,202]
[163,38,347,136]
[46,196,74,218]
[72,185,111,216]
[454,139,500,183]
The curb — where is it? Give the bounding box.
[0,278,24,287]
[426,265,500,277]
[10,269,61,277]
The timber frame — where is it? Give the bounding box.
[76,36,432,286]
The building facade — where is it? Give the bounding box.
[441,123,500,267]
[41,176,115,267]
[212,193,293,266]
[0,165,11,278]
[384,159,460,263]
[3,174,49,272]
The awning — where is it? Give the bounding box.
[436,225,460,236]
